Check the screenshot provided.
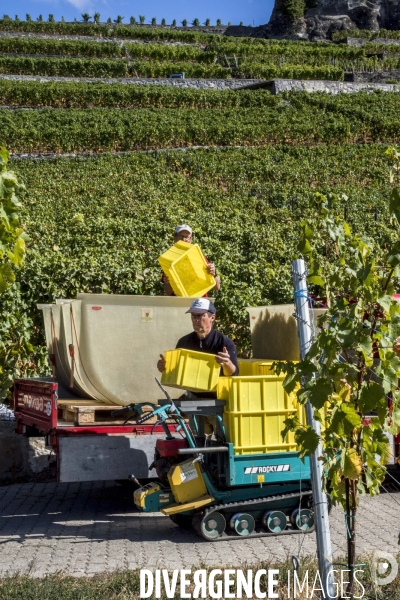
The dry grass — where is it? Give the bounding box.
[0,554,399,599]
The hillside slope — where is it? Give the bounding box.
[0,20,399,396]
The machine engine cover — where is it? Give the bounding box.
[168,459,207,504]
[156,438,187,457]
[134,482,174,512]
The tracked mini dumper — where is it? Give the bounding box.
[112,380,315,542]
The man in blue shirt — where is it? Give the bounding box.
[157,298,238,377]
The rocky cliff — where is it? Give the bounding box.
[254,0,400,41]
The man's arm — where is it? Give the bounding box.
[157,354,166,372]
[215,337,238,376]
[161,272,175,296]
[212,275,221,292]
[215,346,236,376]
[206,262,221,292]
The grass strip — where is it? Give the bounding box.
[0,555,398,599]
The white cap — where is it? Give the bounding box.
[175,224,192,235]
[186,298,216,315]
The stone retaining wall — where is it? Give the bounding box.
[270,78,400,93]
[2,74,399,93]
[238,78,400,93]
[346,36,400,47]
[0,74,261,89]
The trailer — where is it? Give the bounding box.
[13,378,181,482]
[13,294,197,482]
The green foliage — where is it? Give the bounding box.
[124,44,216,62]
[0,143,396,399]
[283,0,306,23]
[0,18,223,43]
[0,147,30,396]
[0,146,27,293]
[3,91,400,153]
[0,56,129,77]
[0,54,346,80]
[333,28,400,42]
[3,32,385,79]
[276,151,400,512]
[275,149,400,588]
[0,37,126,58]
[0,80,281,109]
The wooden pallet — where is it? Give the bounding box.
[57,399,159,426]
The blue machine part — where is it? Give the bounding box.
[262,510,287,533]
[227,444,311,486]
[230,513,255,536]
[291,508,314,530]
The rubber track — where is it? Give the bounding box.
[197,489,315,541]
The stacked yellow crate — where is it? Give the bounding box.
[217,375,305,455]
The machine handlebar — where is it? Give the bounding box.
[136,411,157,424]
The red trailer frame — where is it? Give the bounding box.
[14,378,177,482]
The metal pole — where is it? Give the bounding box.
[292,258,335,599]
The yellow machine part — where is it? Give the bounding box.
[134,482,160,508]
[168,459,208,504]
[161,495,214,516]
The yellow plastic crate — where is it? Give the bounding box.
[237,359,275,376]
[158,241,215,298]
[217,375,305,455]
[161,348,220,392]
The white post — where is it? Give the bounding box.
[292,258,335,599]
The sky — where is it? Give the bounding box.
[7,0,275,28]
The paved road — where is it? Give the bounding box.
[0,482,398,577]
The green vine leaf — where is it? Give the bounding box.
[330,403,362,437]
[343,447,363,480]
[358,382,386,414]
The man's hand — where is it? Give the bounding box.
[157,353,166,373]
[206,263,216,276]
[215,346,236,376]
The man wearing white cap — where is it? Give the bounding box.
[162,224,221,296]
[157,298,238,378]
